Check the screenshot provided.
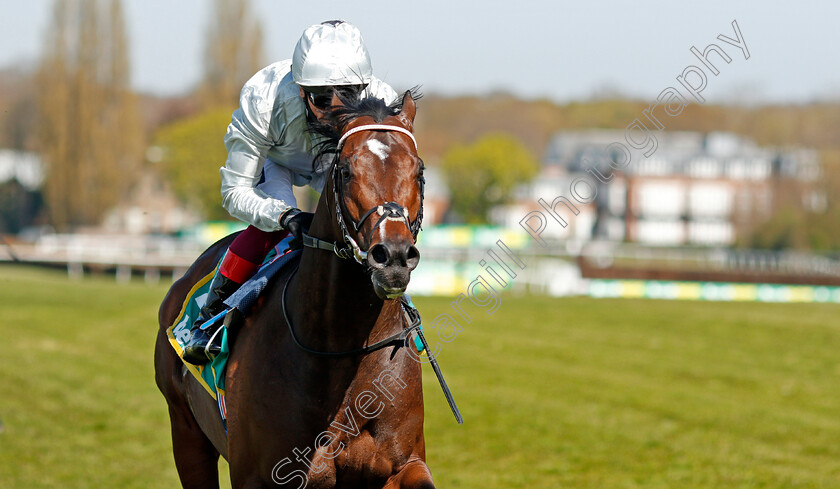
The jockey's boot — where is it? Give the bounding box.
[182,273,241,364]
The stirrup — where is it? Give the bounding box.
[203,314,227,361]
[183,311,227,364]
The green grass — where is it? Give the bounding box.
[2,264,840,488]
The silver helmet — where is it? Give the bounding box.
[292,20,373,87]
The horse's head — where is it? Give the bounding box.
[309,90,424,300]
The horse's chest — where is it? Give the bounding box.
[231,343,424,487]
[302,391,418,487]
[305,428,397,488]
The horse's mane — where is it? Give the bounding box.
[309,87,422,169]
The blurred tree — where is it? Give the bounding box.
[746,206,805,250]
[152,107,233,220]
[746,205,840,252]
[37,0,142,230]
[441,133,539,224]
[745,151,840,252]
[0,69,38,151]
[201,0,265,107]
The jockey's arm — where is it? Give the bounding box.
[220,90,293,233]
[219,70,400,233]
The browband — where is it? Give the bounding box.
[337,124,418,151]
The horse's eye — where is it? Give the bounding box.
[340,166,352,180]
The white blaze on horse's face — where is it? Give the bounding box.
[332,93,421,300]
[366,139,390,161]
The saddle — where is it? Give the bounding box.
[167,238,300,401]
[167,237,426,424]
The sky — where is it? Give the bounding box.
[2,0,839,104]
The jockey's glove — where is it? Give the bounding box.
[280,209,315,250]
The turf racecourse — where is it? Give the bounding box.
[2,264,840,488]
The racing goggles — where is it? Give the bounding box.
[304,84,367,110]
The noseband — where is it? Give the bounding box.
[304,124,425,265]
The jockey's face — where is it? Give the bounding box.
[300,85,366,121]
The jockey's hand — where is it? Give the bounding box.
[280,209,315,250]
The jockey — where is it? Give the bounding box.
[183,20,398,364]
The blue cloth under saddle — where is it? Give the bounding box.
[222,249,299,312]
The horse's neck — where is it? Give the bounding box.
[285,199,395,353]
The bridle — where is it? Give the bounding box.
[285,121,463,423]
[285,123,426,354]
[303,123,425,266]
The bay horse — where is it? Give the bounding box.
[154,91,437,488]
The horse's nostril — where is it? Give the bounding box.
[406,245,419,261]
[406,245,420,270]
[370,244,389,265]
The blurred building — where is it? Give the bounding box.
[102,170,200,235]
[420,165,450,226]
[498,130,821,247]
[0,149,44,233]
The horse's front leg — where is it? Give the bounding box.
[383,459,435,489]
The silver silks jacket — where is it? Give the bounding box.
[220,60,398,232]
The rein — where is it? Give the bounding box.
[281,268,421,357]
[281,266,464,424]
[302,123,425,265]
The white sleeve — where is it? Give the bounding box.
[256,161,298,209]
[220,81,291,232]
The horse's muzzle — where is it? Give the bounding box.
[367,240,420,299]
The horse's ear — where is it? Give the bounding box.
[398,91,416,129]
